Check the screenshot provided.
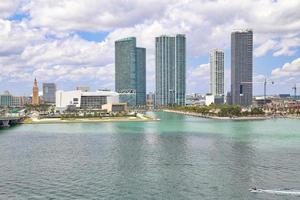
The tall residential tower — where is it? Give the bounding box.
[209,49,224,96]
[155,34,186,106]
[115,37,146,106]
[231,29,253,106]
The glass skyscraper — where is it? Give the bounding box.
[209,49,224,96]
[155,34,186,106]
[43,83,56,104]
[231,29,253,106]
[115,37,146,106]
[136,47,146,106]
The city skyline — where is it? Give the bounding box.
[0,0,300,96]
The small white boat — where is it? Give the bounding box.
[250,188,300,197]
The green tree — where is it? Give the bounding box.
[250,108,265,115]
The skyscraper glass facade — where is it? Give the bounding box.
[43,83,56,103]
[175,35,186,106]
[119,92,137,107]
[136,47,146,106]
[155,34,186,106]
[115,37,146,106]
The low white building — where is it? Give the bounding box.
[56,90,119,112]
[205,94,224,106]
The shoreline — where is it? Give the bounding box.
[23,115,158,124]
[163,109,272,121]
[285,115,300,120]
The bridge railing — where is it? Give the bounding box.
[0,113,24,118]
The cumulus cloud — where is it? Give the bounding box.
[0,35,115,85]
[273,36,300,56]
[23,0,300,56]
[0,19,45,55]
[188,63,210,80]
[33,64,114,83]
[187,63,232,94]
[0,21,116,92]
[187,63,210,93]
[0,0,22,19]
[254,40,277,57]
[1,0,300,95]
[271,57,300,78]
[21,35,113,67]
[25,0,173,32]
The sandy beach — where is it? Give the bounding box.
[23,114,157,124]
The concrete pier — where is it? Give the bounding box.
[0,117,23,128]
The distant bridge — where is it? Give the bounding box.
[0,116,24,128]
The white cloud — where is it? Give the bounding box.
[103,0,300,58]
[0,19,45,55]
[25,0,173,32]
[0,20,116,91]
[0,0,22,19]
[273,37,300,56]
[1,0,300,95]
[187,63,210,93]
[33,64,114,83]
[188,63,210,80]
[271,57,300,78]
[254,40,277,57]
[253,74,267,82]
[21,35,113,67]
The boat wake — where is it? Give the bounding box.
[250,189,300,196]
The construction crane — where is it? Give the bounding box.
[241,77,274,105]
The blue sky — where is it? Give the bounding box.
[0,0,300,96]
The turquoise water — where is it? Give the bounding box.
[0,112,299,199]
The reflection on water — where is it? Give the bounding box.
[0,112,299,199]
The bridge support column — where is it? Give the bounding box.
[1,120,10,127]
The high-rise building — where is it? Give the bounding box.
[0,91,12,107]
[0,91,26,107]
[43,83,56,104]
[146,92,156,108]
[115,37,146,106]
[136,47,146,106]
[231,29,253,106]
[209,49,224,96]
[32,78,39,105]
[12,96,26,107]
[155,34,186,106]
